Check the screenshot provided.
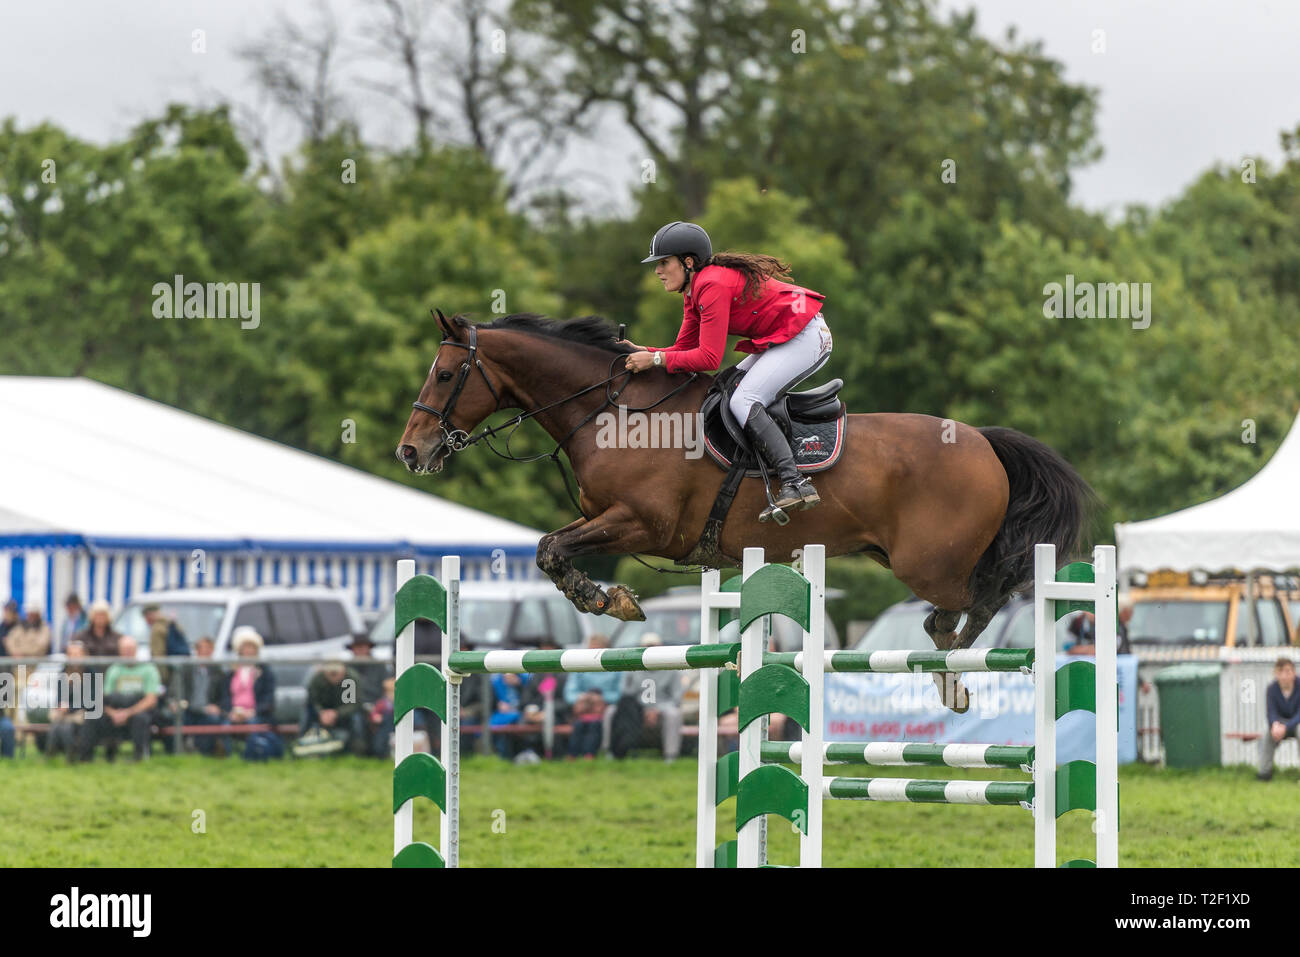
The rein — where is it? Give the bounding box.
[412,330,700,533]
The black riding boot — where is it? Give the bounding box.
[742,405,820,521]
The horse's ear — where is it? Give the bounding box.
[433,308,459,340]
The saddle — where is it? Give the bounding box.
[699,364,847,476]
[681,365,848,565]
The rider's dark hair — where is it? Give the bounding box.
[701,252,794,301]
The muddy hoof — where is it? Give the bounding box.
[603,585,645,621]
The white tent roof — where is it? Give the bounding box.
[1115,411,1300,573]
[0,376,542,554]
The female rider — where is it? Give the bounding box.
[621,220,833,521]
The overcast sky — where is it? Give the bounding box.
[2,0,1296,218]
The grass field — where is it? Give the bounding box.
[2,754,1295,866]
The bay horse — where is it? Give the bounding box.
[397,311,1093,708]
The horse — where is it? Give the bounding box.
[397,310,1094,709]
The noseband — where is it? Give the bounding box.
[411,324,501,452]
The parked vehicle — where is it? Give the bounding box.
[608,585,843,651]
[368,578,600,652]
[1125,571,1300,648]
[23,585,365,723]
[853,594,1080,653]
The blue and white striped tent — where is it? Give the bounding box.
[0,377,543,637]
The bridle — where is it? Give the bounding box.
[411,323,499,456]
[409,322,698,483]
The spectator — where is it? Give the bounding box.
[611,633,684,761]
[178,636,225,755]
[1067,610,1131,656]
[489,672,532,759]
[519,642,568,759]
[57,594,87,655]
[75,600,122,665]
[143,603,189,681]
[6,609,52,659]
[218,627,281,760]
[369,678,396,757]
[0,599,19,648]
[47,641,90,762]
[302,661,366,755]
[90,635,161,761]
[563,634,622,759]
[1117,604,1134,654]
[1258,657,1300,781]
[346,633,392,758]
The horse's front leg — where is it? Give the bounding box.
[536,506,656,621]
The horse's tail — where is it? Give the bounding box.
[970,427,1097,609]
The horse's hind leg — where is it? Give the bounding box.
[536,507,650,621]
[923,608,970,714]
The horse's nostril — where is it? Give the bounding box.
[397,444,417,462]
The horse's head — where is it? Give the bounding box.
[396,310,503,474]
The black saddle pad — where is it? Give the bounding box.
[699,367,846,477]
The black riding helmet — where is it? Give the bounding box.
[641,221,712,291]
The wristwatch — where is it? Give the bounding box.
[652,351,664,367]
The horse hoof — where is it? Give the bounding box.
[931,672,970,713]
[604,585,645,621]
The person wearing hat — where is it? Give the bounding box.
[74,600,123,671]
[217,627,280,759]
[346,631,391,757]
[624,221,833,522]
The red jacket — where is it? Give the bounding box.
[648,264,826,373]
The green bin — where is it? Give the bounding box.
[1153,663,1222,768]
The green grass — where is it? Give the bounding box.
[2,753,1295,866]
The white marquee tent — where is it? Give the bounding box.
[0,377,543,636]
[1115,410,1300,573]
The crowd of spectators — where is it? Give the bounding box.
[0,592,394,763]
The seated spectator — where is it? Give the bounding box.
[75,600,122,666]
[5,608,51,659]
[346,632,391,758]
[369,678,396,756]
[218,627,281,760]
[518,645,568,759]
[563,634,622,759]
[301,661,366,755]
[0,599,19,647]
[58,593,87,655]
[489,672,532,759]
[178,636,225,755]
[47,641,90,762]
[1258,657,1300,781]
[89,635,161,762]
[0,600,17,758]
[610,633,684,761]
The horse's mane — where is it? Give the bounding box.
[452,312,635,354]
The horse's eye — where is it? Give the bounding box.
[437,371,453,383]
